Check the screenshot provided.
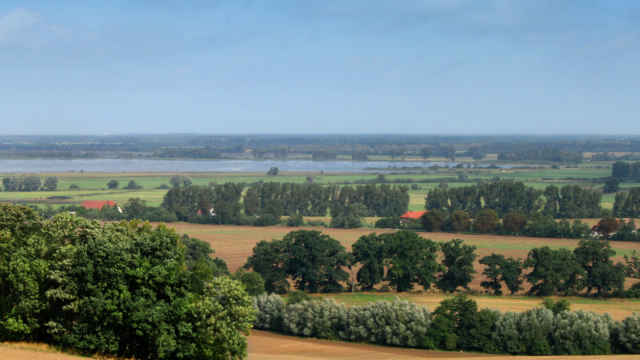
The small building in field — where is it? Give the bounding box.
[82,200,122,213]
[400,210,427,224]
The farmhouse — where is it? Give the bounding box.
[400,210,427,224]
[82,200,123,213]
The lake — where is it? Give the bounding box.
[0,159,509,173]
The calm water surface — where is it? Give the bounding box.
[0,159,509,173]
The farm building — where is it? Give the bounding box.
[82,200,122,213]
[400,210,427,224]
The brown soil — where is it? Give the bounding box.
[3,332,639,360]
[247,330,638,360]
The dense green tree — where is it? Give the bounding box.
[106,179,119,189]
[480,254,506,295]
[474,209,499,233]
[502,211,527,234]
[421,209,447,232]
[0,206,255,359]
[124,180,142,190]
[234,269,265,296]
[384,231,441,292]
[351,233,386,290]
[574,239,625,297]
[604,178,620,193]
[42,176,58,191]
[437,239,477,292]
[612,161,631,179]
[525,247,584,296]
[285,230,349,293]
[447,210,471,232]
[501,257,524,295]
[244,239,290,294]
[170,175,192,188]
[21,176,41,192]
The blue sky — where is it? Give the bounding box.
[1,1,638,134]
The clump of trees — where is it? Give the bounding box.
[498,148,583,163]
[0,204,256,359]
[253,293,640,355]
[2,176,57,191]
[425,180,601,219]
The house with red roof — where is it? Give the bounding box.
[82,200,122,213]
[400,210,427,221]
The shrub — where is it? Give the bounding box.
[421,210,446,232]
[69,184,79,190]
[254,214,281,226]
[286,214,304,227]
[551,311,612,355]
[493,308,554,355]
[542,298,571,315]
[253,293,285,331]
[286,290,312,305]
[374,216,401,229]
[282,299,346,339]
[236,270,265,296]
[611,313,640,354]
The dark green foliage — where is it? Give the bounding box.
[374,216,401,228]
[267,167,279,176]
[384,231,442,292]
[437,239,477,292]
[501,257,524,295]
[613,188,640,217]
[351,233,385,290]
[286,214,304,226]
[254,214,281,226]
[124,179,142,189]
[42,176,58,191]
[285,230,349,293]
[0,205,255,359]
[479,254,505,295]
[625,250,640,278]
[446,210,471,232]
[502,211,527,234]
[525,247,584,296]
[430,295,490,351]
[69,184,79,190]
[542,298,571,315]
[426,181,601,219]
[574,239,625,297]
[244,239,290,294]
[285,290,312,305]
[234,270,265,296]
[169,175,192,188]
[474,209,499,233]
[330,202,365,229]
[106,179,119,189]
[420,209,447,232]
[604,178,620,193]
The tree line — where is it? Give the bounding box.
[244,229,639,298]
[611,161,640,180]
[0,204,255,359]
[426,180,602,218]
[2,176,58,191]
[162,182,409,225]
[254,293,640,355]
[497,147,583,163]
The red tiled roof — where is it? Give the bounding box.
[82,200,116,210]
[400,210,427,220]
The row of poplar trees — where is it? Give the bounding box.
[426,181,602,218]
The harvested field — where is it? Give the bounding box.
[248,330,638,360]
[7,331,637,360]
[0,343,90,359]
[161,223,640,319]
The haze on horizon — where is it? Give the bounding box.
[1,1,638,135]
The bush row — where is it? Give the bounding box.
[253,294,640,355]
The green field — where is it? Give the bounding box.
[0,164,626,210]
